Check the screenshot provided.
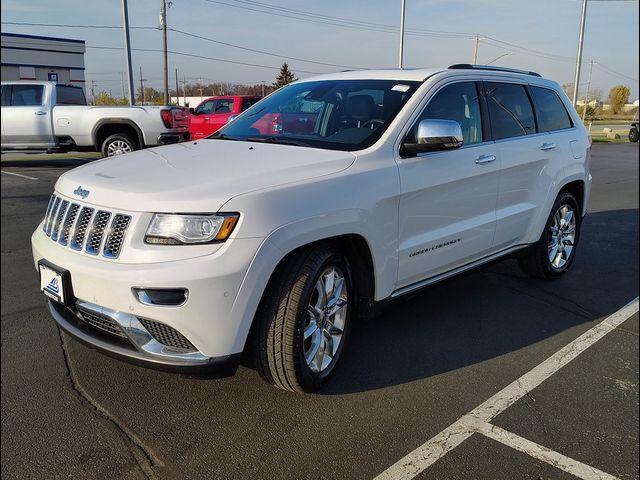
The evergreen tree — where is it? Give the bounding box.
[273,63,297,89]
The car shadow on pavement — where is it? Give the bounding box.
[319,208,639,395]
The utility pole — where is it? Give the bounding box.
[139,66,147,104]
[582,59,594,122]
[398,0,406,68]
[121,0,135,105]
[121,72,125,99]
[261,81,266,97]
[90,80,96,105]
[160,0,169,105]
[572,0,588,107]
[473,34,480,64]
[175,68,179,105]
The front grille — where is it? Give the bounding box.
[138,318,196,352]
[43,194,131,259]
[77,307,128,339]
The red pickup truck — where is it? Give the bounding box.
[189,95,261,140]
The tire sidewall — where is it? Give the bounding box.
[101,134,136,158]
[543,193,581,277]
[294,250,353,391]
[629,128,638,143]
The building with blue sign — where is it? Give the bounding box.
[1,32,85,89]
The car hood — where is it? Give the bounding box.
[56,140,356,212]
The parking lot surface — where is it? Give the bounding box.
[1,143,638,480]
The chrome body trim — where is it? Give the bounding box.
[391,245,529,298]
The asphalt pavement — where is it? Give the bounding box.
[1,143,638,480]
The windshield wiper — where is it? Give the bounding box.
[245,137,311,147]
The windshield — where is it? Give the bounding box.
[210,79,421,151]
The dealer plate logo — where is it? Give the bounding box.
[46,277,60,295]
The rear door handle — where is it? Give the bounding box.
[475,154,496,165]
[540,142,556,151]
[35,111,47,116]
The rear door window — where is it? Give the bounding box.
[55,85,86,105]
[241,98,260,111]
[0,85,8,106]
[214,99,234,114]
[10,85,44,106]
[530,86,573,132]
[485,82,536,140]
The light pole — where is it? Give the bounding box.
[572,0,588,107]
[120,0,135,105]
[473,34,480,64]
[398,0,406,68]
[160,0,169,105]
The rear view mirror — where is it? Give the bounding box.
[403,119,463,155]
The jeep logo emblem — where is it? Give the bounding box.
[73,186,90,199]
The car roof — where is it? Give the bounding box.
[296,66,555,86]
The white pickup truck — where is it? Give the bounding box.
[1,81,190,157]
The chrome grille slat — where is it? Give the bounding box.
[103,215,131,259]
[42,194,131,259]
[70,207,95,251]
[42,194,55,233]
[59,203,80,246]
[51,200,69,242]
[85,211,111,255]
[45,197,61,236]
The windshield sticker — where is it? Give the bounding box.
[392,84,411,92]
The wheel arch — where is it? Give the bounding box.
[92,119,144,150]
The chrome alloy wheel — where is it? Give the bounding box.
[107,140,133,156]
[548,204,576,270]
[304,266,348,373]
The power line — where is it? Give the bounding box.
[85,45,322,74]
[1,21,156,29]
[169,28,364,69]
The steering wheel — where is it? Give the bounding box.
[361,119,385,130]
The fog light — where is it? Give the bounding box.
[133,288,188,306]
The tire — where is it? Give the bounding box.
[100,133,137,158]
[629,127,639,143]
[518,192,581,279]
[254,244,353,393]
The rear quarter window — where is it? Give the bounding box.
[530,86,573,132]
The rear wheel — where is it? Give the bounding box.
[518,192,581,279]
[254,244,353,393]
[101,133,137,157]
[629,127,639,143]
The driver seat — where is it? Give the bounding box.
[343,95,375,128]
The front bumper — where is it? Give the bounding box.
[32,225,266,359]
[49,299,241,376]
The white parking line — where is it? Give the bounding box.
[472,418,619,480]
[1,170,38,181]
[375,297,639,480]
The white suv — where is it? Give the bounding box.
[32,65,591,393]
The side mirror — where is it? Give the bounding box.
[403,119,463,155]
[189,108,196,115]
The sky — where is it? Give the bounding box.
[1,0,638,100]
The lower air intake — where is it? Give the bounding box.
[137,318,196,352]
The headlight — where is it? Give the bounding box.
[145,213,239,245]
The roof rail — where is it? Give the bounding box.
[448,64,542,78]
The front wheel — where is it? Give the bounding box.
[101,133,137,158]
[254,245,353,393]
[518,192,581,279]
[629,127,639,143]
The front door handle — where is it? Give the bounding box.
[34,111,47,116]
[540,142,556,151]
[475,154,496,165]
